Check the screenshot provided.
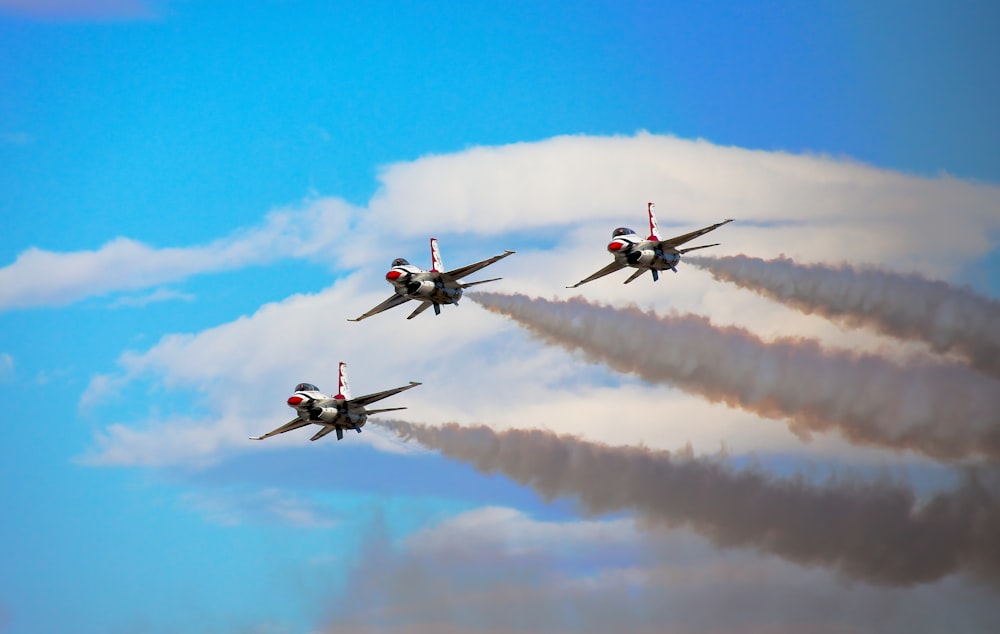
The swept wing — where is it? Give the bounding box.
[249,418,311,441]
[443,250,515,281]
[566,260,626,289]
[349,381,422,407]
[348,293,412,322]
[658,219,734,249]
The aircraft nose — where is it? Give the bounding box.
[608,240,626,252]
[287,395,304,407]
[386,270,403,281]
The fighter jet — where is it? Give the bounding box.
[349,238,514,321]
[567,202,733,288]
[249,362,420,442]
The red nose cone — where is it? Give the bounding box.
[386,270,402,281]
[287,395,304,407]
[608,241,625,252]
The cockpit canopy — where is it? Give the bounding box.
[612,227,637,238]
[391,258,410,267]
[294,383,319,393]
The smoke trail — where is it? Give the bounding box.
[686,255,1000,379]
[468,292,1000,462]
[374,419,1000,586]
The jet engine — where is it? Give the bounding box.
[405,280,436,296]
[626,249,657,266]
[309,407,342,422]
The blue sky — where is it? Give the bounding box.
[2,1,999,633]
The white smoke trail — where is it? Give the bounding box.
[686,255,1000,379]
[468,292,1000,462]
[374,419,1000,586]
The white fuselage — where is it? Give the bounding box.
[287,390,367,430]
[385,264,463,305]
[607,234,681,271]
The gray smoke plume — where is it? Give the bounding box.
[468,292,1000,462]
[686,255,1000,379]
[373,419,1000,586]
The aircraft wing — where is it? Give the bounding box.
[658,218,734,249]
[249,417,311,441]
[566,260,626,288]
[348,293,412,322]
[443,250,515,281]
[350,381,422,407]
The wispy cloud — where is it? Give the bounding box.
[107,287,196,309]
[0,198,355,312]
[180,487,339,528]
[0,352,13,383]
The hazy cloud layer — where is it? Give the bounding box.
[688,255,1000,379]
[375,420,1000,586]
[323,508,1000,634]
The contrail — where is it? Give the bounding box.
[468,292,1000,462]
[374,419,1000,586]
[686,255,1000,379]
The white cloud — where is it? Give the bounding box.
[405,507,639,557]
[107,287,196,309]
[180,487,339,528]
[0,198,356,311]
[78,133,1000,468]
[9,134,999,313]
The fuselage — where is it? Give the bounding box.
[384,259,463,305]
[607,228,681,272]
[286,387,368,430]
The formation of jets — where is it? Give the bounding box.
[252,201,733,442]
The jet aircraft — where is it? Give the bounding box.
[249,362,420,442]
[349,238,514,321]
[567,202,733,288]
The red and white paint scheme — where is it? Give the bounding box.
[568,202,733,288]
[350,238,515,321]
[249,362,420,442]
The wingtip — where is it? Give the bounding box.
[409,381,422,386]
[249,436,263,441]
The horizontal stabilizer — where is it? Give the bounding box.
[310,425,338,442]
[365,406,408,415]
[679,243,720,254]
[407,302,433,320]
[623,268,646,284]
[460,277,502,288]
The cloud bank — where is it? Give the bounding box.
[7,133,1000,312]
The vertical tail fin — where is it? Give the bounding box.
[336,361,351,400]
[430,238,444,273]
[647,202,661,241]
